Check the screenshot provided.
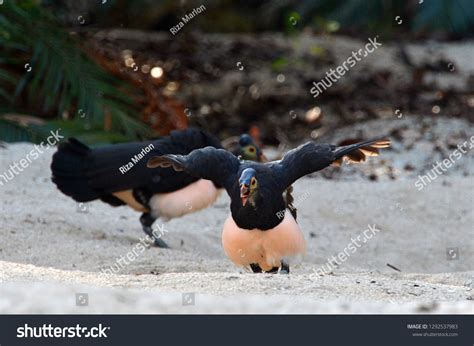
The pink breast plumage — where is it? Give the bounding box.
[149,179,221,220]
[222,212,306,272]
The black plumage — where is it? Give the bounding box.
[51,128,223,247]
[236,134,297,219]
[51,128,222,205]
[147,138,391,230]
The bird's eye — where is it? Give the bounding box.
[248,147,256,153]
[250,177,256,187]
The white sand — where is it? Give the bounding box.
[0,123,473,313]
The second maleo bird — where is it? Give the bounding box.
[147,138,390,273]
[51,128,223,248]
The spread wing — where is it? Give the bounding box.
[275,139,390,188]
[147,146,240,190]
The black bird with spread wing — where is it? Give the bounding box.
[147,138,390,273]
[51,128,224,248]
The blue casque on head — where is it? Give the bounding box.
[239,134,253,147]
[239,168,257,186]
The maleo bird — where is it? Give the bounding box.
[51,128,228,248]
[237,134,266,162]
[147,138,390,273]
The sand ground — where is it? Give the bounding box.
[0,129,473,313]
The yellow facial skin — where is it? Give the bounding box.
[248,176,258,207]
[242,145,258,161]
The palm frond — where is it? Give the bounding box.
[413,0,474,33]
[0,117,51,143]
[0,0,156,143]
[293,0,474,35]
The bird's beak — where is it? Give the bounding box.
[240,184,250,206]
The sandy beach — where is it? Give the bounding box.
[0,118,473,313]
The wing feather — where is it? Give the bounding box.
[275,139,390,188]
[147,146,240,190]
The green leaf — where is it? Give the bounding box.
[0,0,157,144]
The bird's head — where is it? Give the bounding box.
[238,168,259,207]
[238,134,263,162]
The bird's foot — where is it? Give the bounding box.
[249,262,290,274]
[250,263,262,273]
[143,226,170,248]
[264,261,290,274]
[140,213,169,248]
[266,266,280,274]
[279,261,290,274]
[154,238,170,248]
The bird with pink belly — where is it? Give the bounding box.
[147,138,390,273]
[51,128,227,248]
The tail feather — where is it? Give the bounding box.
[359,147,379,157]
[334,138,390,164]
[51,138,100,202]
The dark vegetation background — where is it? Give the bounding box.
[0,0,473,146]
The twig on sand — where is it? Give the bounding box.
[386,263,402,272]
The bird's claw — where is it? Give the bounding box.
[153,237,170,248]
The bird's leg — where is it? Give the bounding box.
[265,266,280,274]
[279,261,290,274]
[139,212,169,248]
[249,263,263,273]
[251,262,289,274]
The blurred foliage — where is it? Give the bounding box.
[49,0,474,37]
[0,0,155,144]
[0,0,472,144]
[293,0,474,37]
[0,117,48,143]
